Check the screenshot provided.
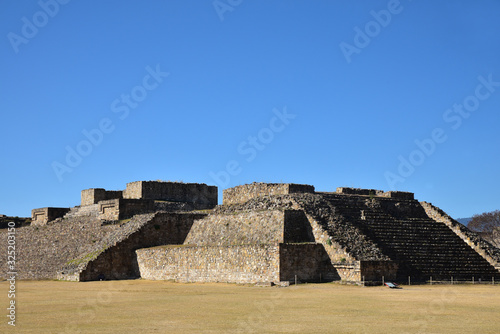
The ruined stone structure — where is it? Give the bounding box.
[31,207,70,226]
[81,188,123,206]
[123,181,217,206]
[31,180,218,223]
[3,181,500,285]
[223,183,315,205]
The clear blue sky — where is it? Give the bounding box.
[1,0,499,219]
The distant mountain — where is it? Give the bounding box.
[456,217,472,226]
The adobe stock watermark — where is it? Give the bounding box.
[52,64,169,182]
[213,0,242,21]
[209,106,295,188]
[385,74,500,189]
[7,0,71,54]
[339,0,410,64]
[6,222,17,326]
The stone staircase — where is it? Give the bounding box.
[321,193,500,281]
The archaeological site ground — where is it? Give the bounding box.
[2,180,500,333]
[1,280,499,333]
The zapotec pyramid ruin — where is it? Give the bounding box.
[3,181,500,285]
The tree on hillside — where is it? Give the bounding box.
[491,227,500,248]
[468,210,500,248]
[468,210,500,233]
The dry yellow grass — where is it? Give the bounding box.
[1,280,499,333]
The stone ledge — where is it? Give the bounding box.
[223,182,315,205]
[31,207,70,226]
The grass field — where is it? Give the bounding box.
[1,280,500,333]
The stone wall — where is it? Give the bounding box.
[279,243,339,282]
[81,188,123,206]
[359,261,398,281]
[184,209,314,246]
[138,242,351,284]
[184,210,285,245]
[98,199,155,221]
[381,191,414,200]
[335,187,414,200]
[123,181,217,208]
[223,182,315,205]
[137,243,280,283]
[31,207,70,226]
[336,187,385,196]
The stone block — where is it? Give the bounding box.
[98,199,154,221]
[336,187,384,196]
[123,181,217,208]
[31,207,70,226]
[81,188,122,206]
[223,182,315,205]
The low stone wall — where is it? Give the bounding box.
[137,243,280,283]
[123,181,217,208]
[381,191,414,200]
[336,187,384,196]
[223,182,315,205]
[81,188,122,206]
[335,187,414,200]
[137,242,347,284]
[31,207,70,226]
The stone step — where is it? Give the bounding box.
[318,195,500,280]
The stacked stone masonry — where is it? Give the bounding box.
[3,181,499,285]
[137,244,281,283]
[81,188,123,206]
[335,187,414,200]
[137,242,341,284]
[184,210,314,246]
[31,207,70,226]
[98,198,155,221]
[123,181,217,208]
[223,182,315,205]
